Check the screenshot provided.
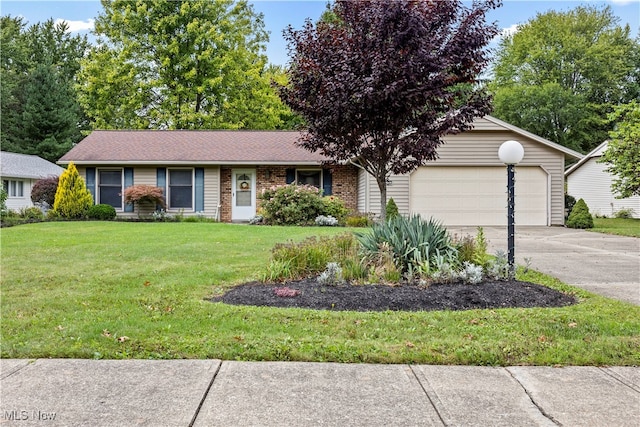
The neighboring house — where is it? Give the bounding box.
[0,151,64,211]
[58,116,582,225]
[565,141,640,218]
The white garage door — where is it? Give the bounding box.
[409,166,548,226]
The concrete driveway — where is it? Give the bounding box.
[451,226,640,305]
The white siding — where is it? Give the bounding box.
[567,158,640,218]
[2,178,34,210]
[203,166,220,219]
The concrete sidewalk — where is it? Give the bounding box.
[2,359,638,426]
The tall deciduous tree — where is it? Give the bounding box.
[0,17,88,161]
[599,101,640,198]
[490,5,639,153]
[279,0,500,219]
[78,0,287,129]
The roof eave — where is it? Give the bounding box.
[483,115,585,160]
[57,160,326,166]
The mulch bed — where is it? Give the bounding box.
[211,278,577,312]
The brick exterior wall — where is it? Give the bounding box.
[219,165,358,222]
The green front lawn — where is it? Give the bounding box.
[1,222,638,365]
[591,217,640,237]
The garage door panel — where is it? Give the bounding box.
[410,166,547,226]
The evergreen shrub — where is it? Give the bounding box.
[87,204,117,220]
[566,198,594,229]
[53,162,93,218]
[385,198,399,220]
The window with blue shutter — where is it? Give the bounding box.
[286,168,296,184]
[157,168,167,210]
[124,168,134,212]
[195,168,204,212]
[322,168,333,196]
[85,167,96,202]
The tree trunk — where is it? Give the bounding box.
[376,174,387,222]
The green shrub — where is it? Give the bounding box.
[19,207,44,220]
[31,176,59,208]
[614,208,634,219]
[0,188,8,216]
[53,162,93,218]
[455,234,477,264]
[385,198,399,220]
[87,204,117,220]
[566,198,594,229]
[259,184,325,225]
[356,214,457,278]
[473,227,490,267]
[322,196,349,224]
[345,213,373,227]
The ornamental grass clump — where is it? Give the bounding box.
[356,214,458,279]
[262,233,359,281]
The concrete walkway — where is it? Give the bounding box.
[450,226,640,305]
[1,359,638,426]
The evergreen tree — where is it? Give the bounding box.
[53,162,93,218]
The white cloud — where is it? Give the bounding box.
[54,18,94,33]
[607,0,635,5]
[500,24,520,39]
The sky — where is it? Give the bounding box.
[1,0,639,66]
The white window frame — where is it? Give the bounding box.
[295,169,323,189]
[167,168,194,211]
[3,179,25,198]
[97,168,124,211]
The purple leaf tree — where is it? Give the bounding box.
[280,0,501,219]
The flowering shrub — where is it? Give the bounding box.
[315,215,339,226]
[123,185,165,208]
[259,184,325,225]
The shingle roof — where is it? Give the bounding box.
[0,151,64,179]
[58,130,328,165]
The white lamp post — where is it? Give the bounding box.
[498,140,524,280]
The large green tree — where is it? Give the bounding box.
[0,17,88,161]
[599,101,640,199]
[78,0,288,129]
[490,5,639,153]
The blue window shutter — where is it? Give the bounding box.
[156,168,167,210]
[195,168,204,212]
[124,168,134,212]
[85,167,96,202]
[322,168,332,196]
[286,168,296,184]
